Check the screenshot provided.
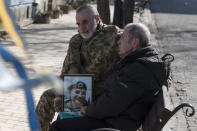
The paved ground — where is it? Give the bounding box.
[149,0,197,130]
[0,10,77,131]
[0,1,194,131]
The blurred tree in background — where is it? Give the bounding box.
[123,0,135,26]
[97,0,110,24]
[113,0,123,28]
[96,0,135,28]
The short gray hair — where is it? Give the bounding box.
[125,23,151,47]
[76,5,99,16]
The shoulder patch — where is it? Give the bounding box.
[94,42,104,47]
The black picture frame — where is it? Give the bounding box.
[59,74,93,119]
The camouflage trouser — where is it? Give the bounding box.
[35,82,104,131]
[36,88,62,131]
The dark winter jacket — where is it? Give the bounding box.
[86,47,166,131]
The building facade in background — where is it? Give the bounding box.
[7,0,65,27]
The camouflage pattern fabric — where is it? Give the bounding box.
[35,89,56,131]
[36,23,122,131]
[61,23,122,93]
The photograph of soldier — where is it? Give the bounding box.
[64,81,88,111]
[62,74,92,118]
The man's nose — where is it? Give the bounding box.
[118,40,121,46]
[79,93,85,97]
[79,25,86,32]
[77,93,83,97]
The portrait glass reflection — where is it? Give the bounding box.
[61,75,92,118]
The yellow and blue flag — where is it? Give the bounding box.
[0,0,27,49]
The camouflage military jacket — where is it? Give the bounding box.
[60,23,122,94]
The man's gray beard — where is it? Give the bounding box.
[80,27,97,39]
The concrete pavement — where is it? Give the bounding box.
[0,1,192,131]
[140,3,191,131]
[149,0,197,130]
[0,10,77,131]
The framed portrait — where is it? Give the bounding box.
[59,74,93,119]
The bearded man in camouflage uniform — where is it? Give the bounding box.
[36,5,122,131]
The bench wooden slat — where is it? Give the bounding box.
[142,85,173,131]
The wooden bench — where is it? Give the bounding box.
[93,86,195,131]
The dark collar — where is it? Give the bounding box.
[117,47,157,68]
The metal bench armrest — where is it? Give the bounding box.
[172,103,195,117]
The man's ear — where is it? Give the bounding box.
[132,38,140,50]
[95,15,100,24]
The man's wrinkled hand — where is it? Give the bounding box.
[54,96,63,112]
[80,106,87,116]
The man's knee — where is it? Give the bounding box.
[48,121,58,131]
[41,88,56,99]
[36,88,57,131]
[36,88,56,111]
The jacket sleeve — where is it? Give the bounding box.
[60,35,83,78]
[86,63,146,119]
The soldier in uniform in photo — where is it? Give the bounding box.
[64,81,88,112]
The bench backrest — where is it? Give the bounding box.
[142,86,173,131]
